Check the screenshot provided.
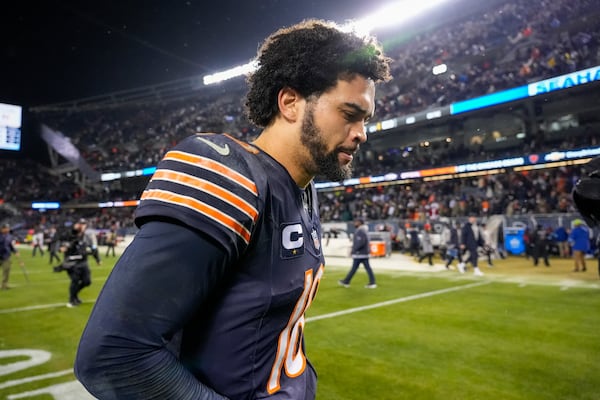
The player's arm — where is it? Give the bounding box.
[75,220,231,400]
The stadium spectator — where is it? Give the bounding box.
[523,226,533,260]
[480,223,495,267]
[568,219,590,272]
[0,223,19,290]
[339,219,377,288]
[458,215,485,276]
[418,223,435,266]
[553,224,570,258]
[444,221,461,270]
[531,224,551,267]
[104,226,117,257]
[496,223,507,260]
[31,227,45,257]
[407,223,421,257]
[75,19,391,400]
[47,226,62,265]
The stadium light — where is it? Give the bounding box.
[202,0,455,85]
[348,0,454,35]
[203,60,259,85]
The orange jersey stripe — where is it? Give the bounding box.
[141,189,252,244]
[163,150,258,196]
[223,133,260,155]
[152,169,258,222]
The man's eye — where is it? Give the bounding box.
[344,112,361,122]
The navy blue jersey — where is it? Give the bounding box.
[135,133,325,398]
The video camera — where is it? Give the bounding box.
[52,254,84,272]
[53,262,73,273]
[52,222,101,273]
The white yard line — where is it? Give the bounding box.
[307,281,490,322]
[0,369,73,390]
[0,301,95,314]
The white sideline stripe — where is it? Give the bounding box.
[0,369,73,389]
[0,301,95,314]
[307,281,490,322]
[0,282,488,316]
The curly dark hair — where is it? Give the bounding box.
[245,19,392,128]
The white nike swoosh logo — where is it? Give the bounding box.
[196,137,230,156]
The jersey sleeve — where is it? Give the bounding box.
[135,134,262,259]
[75,221,231,400]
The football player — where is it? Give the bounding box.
[75,19,391,399]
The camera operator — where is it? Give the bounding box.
[55,218,101,307]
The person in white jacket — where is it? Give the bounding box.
[480,223,495,267]
[418,224,435,266]
[32,228,45,257]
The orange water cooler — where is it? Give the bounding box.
[369,241,387,257]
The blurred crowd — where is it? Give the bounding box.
[373,0,600,121]
[1,0,600,231]
[34,0,599,173]
[318,162,592,223]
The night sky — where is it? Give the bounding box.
[2,0,389,107]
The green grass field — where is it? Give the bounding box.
[1,247,599,399]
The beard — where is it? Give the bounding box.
[300,104,353,182]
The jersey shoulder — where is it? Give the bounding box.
[135,133,267,256]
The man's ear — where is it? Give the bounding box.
[277,87,302,122]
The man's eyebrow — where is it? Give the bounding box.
[342,102,373,119]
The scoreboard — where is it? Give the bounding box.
[0,102,22,151]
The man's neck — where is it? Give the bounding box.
[253,127,313,188]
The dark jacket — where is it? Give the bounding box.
[461,223,483,252]
[352,225,370,259]
[447,227,459,248]
[408,228,420,246]
[0,233,16,261]
[532,227,549,247]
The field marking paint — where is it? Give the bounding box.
[0,369,73,390]
[0,350,51,377]
[7,380,96,400]
[0,350,91,400]
[0,302,94,314]
[558,279,581,291]
[307,281,490,323]
[0,304,68,314]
